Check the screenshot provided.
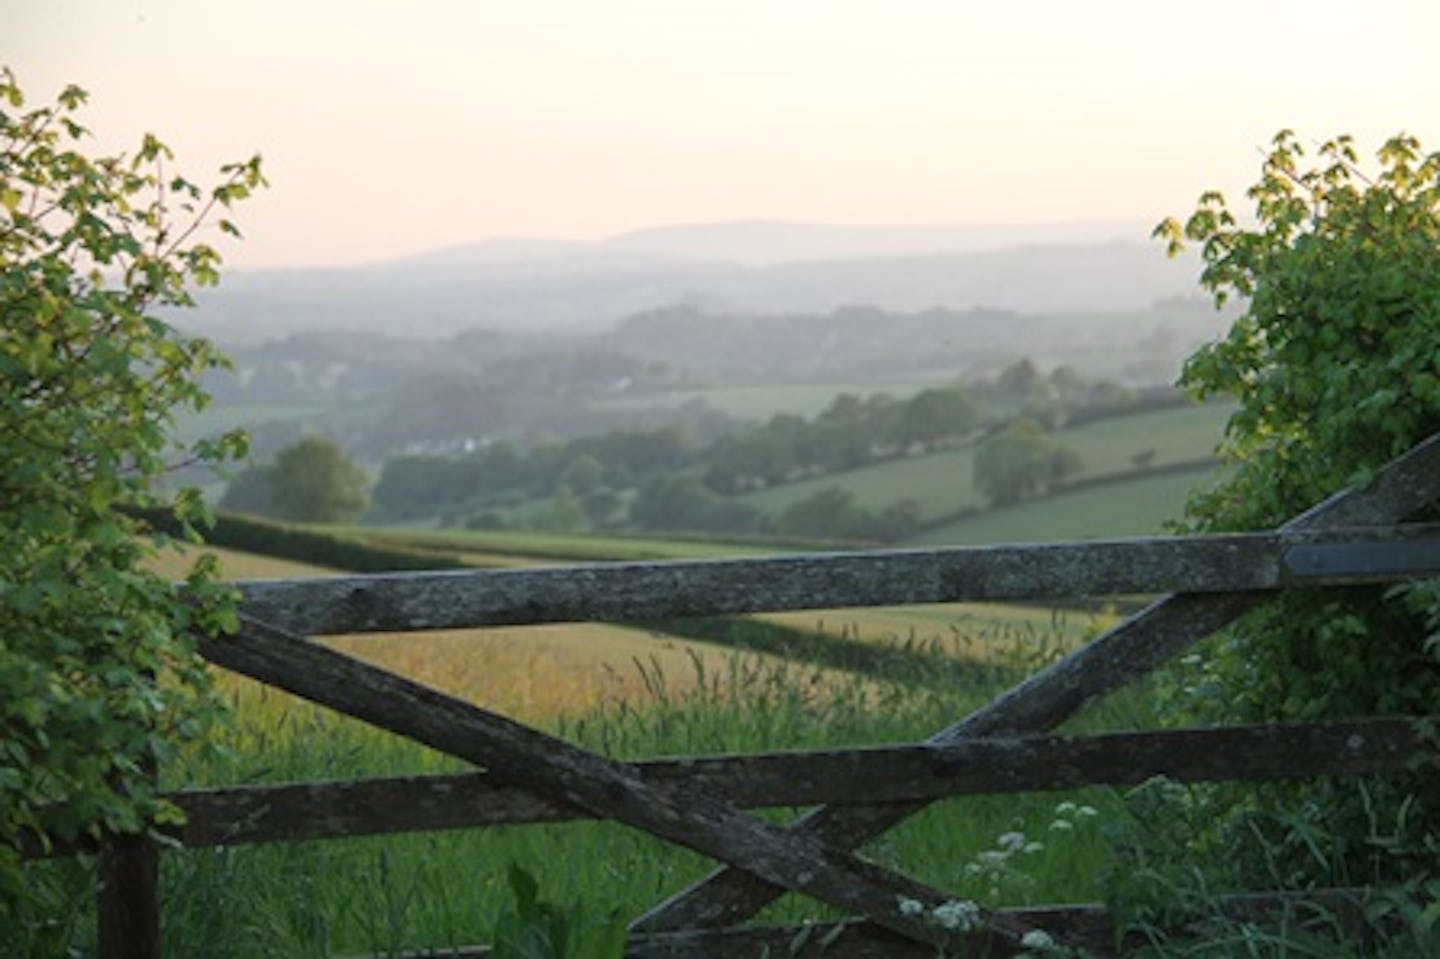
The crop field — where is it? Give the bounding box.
[352,525,783,564]
[149,546,870,727]
[752,599,1110,654]
[150,544,1099,714]
[150,542,337,580]
[739,400,1233,523]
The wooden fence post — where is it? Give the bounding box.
[97,690,161,959]
[97,834,160,959]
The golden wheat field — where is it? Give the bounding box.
[146,543,871,724]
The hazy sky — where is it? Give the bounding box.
[9,0,1438,269]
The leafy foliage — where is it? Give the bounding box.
[1158,131,1440,528]
[0,68,262,941]
[1155,132,1440,886]
[216,460,275,515]
[267,436,370,524]
[774,486,922,541]
[972,419,1083,507]
[490,863,626,959]
[627,474,762,534]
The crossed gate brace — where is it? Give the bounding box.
[198,433,1440,955]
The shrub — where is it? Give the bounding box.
[1154,131,1440,889]
[0,68,262,945]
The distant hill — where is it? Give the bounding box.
[397,218,1154,265]
[596,218,1153,264]
[178,220,1202,343]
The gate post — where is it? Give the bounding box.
[97,834,160,959]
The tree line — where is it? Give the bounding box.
[223,361,1191,540]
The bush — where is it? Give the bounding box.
[0,69,262,945]
[1154,131,1440,889]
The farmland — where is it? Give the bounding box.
[594,378,942,421]
[148,541,1102,709]
[909,464,1218,545]
[148,545,877,725]
[740,399,1232,524]
[119,395,1231,955]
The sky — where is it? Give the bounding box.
[8,0,1439,270]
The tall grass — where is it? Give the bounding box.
[145,623,1142,957]
[23,614,1156,957]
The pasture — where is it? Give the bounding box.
[906,464,1219,545]
[593,378,945,421]
[739,400,1232,523]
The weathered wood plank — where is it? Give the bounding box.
[97,835,159,959]
[199,614,1051,950]
[234,524,1440,635]
[633,430,1440,931]
[34,718,1410,854]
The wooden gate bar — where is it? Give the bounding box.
[19,717,1409,855]
[234,525,1440,636]
[200,614,1057,950]
[633,432,1440,931]
[23,718,1423,857]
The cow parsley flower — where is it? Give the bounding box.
[1021,928,1056,951]
[931,899,981,931]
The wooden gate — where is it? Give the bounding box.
[27,432,1440,956]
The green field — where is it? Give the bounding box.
[739,401,1233,523]
[595,378,949,421]
[353,525,789,564]
[907,465,1219,546]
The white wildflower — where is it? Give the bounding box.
[931,899,981,932]
[1049,818,1074,831]
[1021,928,1056,950]
[997,831,1027,851]
[897,896,924,917]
